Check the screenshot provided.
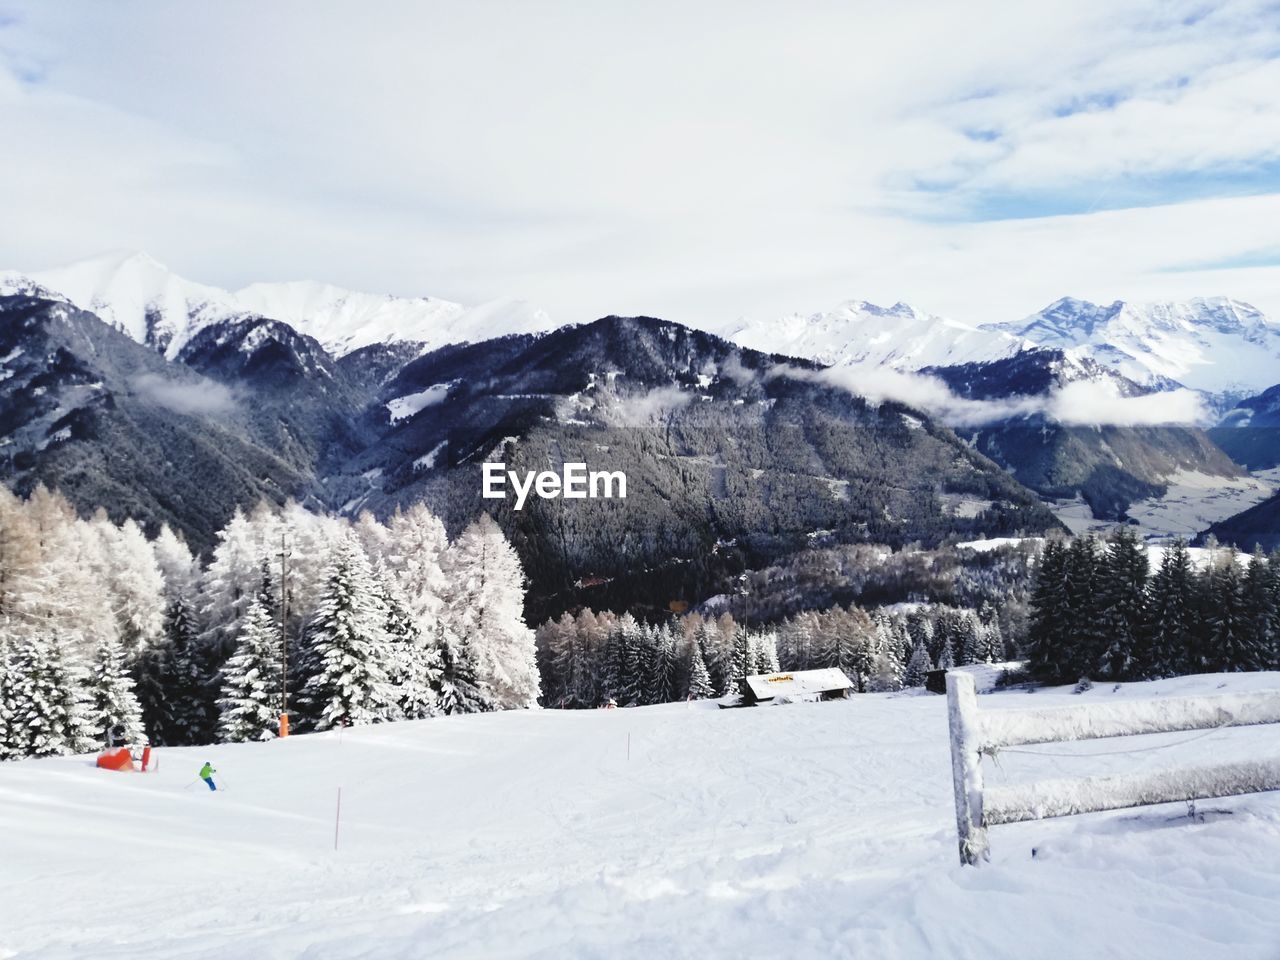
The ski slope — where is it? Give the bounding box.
[3,674,1280,959]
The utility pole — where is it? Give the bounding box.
[279,531,291,738]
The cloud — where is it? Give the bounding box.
[1047,380,1210,425]
[132,373,237,417]
[778,363,1209,428]
[609,386,694,426]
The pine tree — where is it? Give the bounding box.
[686,641,714,700]
[902,638,933,688]
[217,598,284,742]
[728,625,753,682]
[299,538,397,730]
[434,626,490,715]
[1063,536,1103,679]
[954,610,982,667]
[10,634,94,757]
[935,628,956,671]
[652,624,682,704]
[0,631,17,760]
[753,631,781,674]
[1096,527,1149,680]
[85,635,146,748]
[171,597,216,744]
[379,572,441,720]
[1205,551,1259,672]
[697,619,729,695]
[1029,538,1077,681]
[1146,540,1196,677]
[1243,549,1279,669]
[603,614,644,705]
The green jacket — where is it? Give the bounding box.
[199,763,216,779]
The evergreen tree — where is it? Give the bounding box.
[85,635,146,748]
[753,631,781,674]
[0,631,17,760]
[1205,551,1259,672]
[9,634,94,757]
[954,610,982,667]
[378,571,441,720]
[1096,527,1149,680]
[698,619,729,695]
[935,628,956,671]
[1063,536,1103,678]
[728,626,753,682]
[434,626,490,715]
[1243,549,1279,669]
[902,638,933,688]
[686,641,714,700]
[298,538,397,730]
[217,598,284,742]
[1146,540,1196,677]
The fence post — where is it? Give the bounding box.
[947,671,988,866]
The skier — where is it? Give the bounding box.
[198,761,218,791]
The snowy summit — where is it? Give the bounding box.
[0,251,557,359]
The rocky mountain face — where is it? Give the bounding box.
[0,295,315,545]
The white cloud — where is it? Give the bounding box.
[780,363,1210,428]
[0,0,1278,329]
[132,373,237,417]
[1047,381,1210,426]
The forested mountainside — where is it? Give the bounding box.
[0,299,1060,623]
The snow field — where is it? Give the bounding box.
[3,674,1280,959]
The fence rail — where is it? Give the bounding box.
[946,672,1280,865]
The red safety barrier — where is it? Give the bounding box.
[95,747,136,772]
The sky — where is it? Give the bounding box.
[1,0,1279,329]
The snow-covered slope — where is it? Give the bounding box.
[3,674,1279,958]
[723,299,1033,370]
[233,280,466,357]
[1,252,555,359]
[8,251,250,358]
[993,296,1280,398]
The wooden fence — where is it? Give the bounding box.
[946,671,1280,865]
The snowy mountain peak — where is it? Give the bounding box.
[26,251,247,357]
[8,252,555,360]
[233,280,467,357]
[0,271,72,304]
[996,296,1280,396]
[723,299,1030,370]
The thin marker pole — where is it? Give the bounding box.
[334,787,342,850]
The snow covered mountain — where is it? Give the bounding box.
[991,296,1280,399]
[724,295,1280,407]
[722,299,1032,370]
[6,252,250,358]
[234,282,552,358]
[0,252,555,359]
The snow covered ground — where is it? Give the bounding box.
[4,674,1280,959]
[1049,468,1280,539]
